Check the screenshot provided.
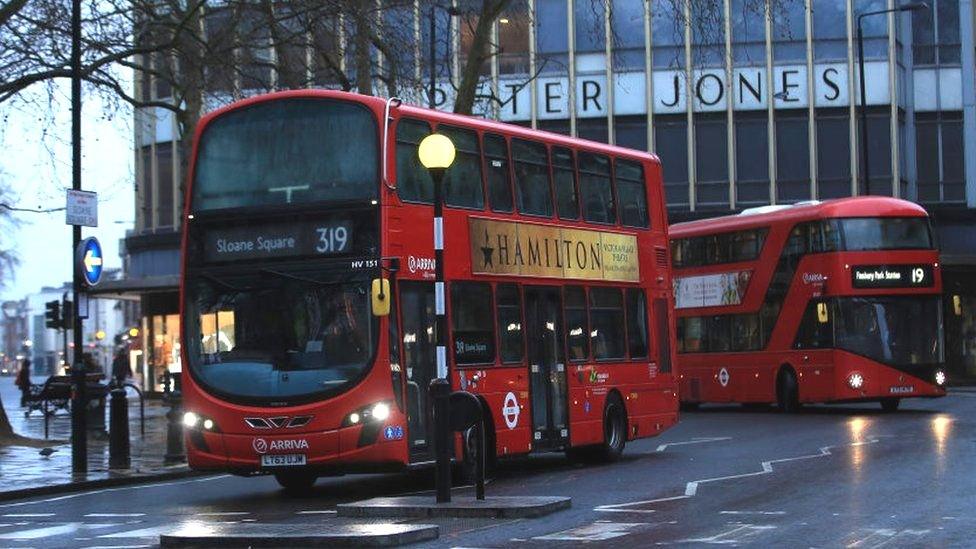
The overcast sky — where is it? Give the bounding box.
[1,83,134,302]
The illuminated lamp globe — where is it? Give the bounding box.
[418,133,456,170]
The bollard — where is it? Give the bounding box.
[430,378,452,503]
[109,388,130,469]
[163,390,186,465]
[475,420,486,501]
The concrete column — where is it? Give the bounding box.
[961,0,976,208]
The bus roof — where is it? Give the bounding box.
[196,89,660,166]
[670,197,929,238]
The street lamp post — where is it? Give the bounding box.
[418,132,456,503]
[427,3,460,109]
[856,2,928,196]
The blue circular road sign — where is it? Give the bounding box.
[76,237,104,287]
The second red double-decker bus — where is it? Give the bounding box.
[670,197,947,412]
[179,90,678,491]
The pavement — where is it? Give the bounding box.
[0,389,972,547]
[0,375,192,499]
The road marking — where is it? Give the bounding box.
[846,528,931,548]
[296,510,337,515]
[84,514,145,518]
[2,514,55,518]
[653,437,733,453]
[0,476,230,509]
[81,545,152,549]
[596,439,879,513]
[195,512,249,517]
[720,511,786,516]
[0,523,117,540]
[533,522,648,541]
[678,523,776,545]
[98,525,178,539]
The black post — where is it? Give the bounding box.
[857,15,871,196]
[428,4,436,108]
[431,164,451,503]
[69,0,87,475]
[109,388,130,469]
[431,379,451,503]
[475,420,485,501]
[61,292,68,373]
[163,373,186,465]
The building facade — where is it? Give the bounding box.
[130,0,976,381]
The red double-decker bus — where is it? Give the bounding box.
[670,197,947,412]
[179,90,678,491]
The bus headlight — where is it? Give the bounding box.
[371,402,390,421]
[935,370,946,386]
[343,401,393,427]
[183,412,200,428]
[183,411,218,431]
[847,373,864,390]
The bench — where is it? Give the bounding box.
[24,373,105,418]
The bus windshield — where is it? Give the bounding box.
[192,98,378,212]
[833,296,943,367]
[185,273,376,402]
[837,217,932,251]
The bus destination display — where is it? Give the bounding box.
[851,264,933,289]
[203,220,352,262]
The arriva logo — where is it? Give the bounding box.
[408,255,436,274]
[252,438,309,454]
[802,272,826,284]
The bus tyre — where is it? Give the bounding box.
[274,472,317,494]
[597,393,627,462]
[880,398,901,412]
[777,368,801,414]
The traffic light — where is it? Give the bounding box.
[44,300,61,329]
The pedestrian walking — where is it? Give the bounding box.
[15,357,31,407]
[111,348,131,385]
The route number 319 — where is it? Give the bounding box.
[316,226,349,253]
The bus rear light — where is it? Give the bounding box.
[935,370,946,386]
[847,373,864,390]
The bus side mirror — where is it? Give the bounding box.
[953,295,962,316]
[817,302,829,324]
[371,278,391,317]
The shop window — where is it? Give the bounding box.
[451,283,495,365]
[590,287,625,360]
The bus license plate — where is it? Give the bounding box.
[261,454,307,467]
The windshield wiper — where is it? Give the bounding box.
[259,268,330,286]
[200,272,250,292]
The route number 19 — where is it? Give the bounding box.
[316,226,349,253]
[911,267,926,284]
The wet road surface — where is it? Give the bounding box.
[0,391,972,547]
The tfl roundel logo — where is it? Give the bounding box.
[252,438,268,454]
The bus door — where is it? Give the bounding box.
[400,282,436,461]
[524,287,569,450]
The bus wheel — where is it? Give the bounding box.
[880,398,901,412]
[274,472,317,494]
[777,368,801,414]
[598,394,627,462]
